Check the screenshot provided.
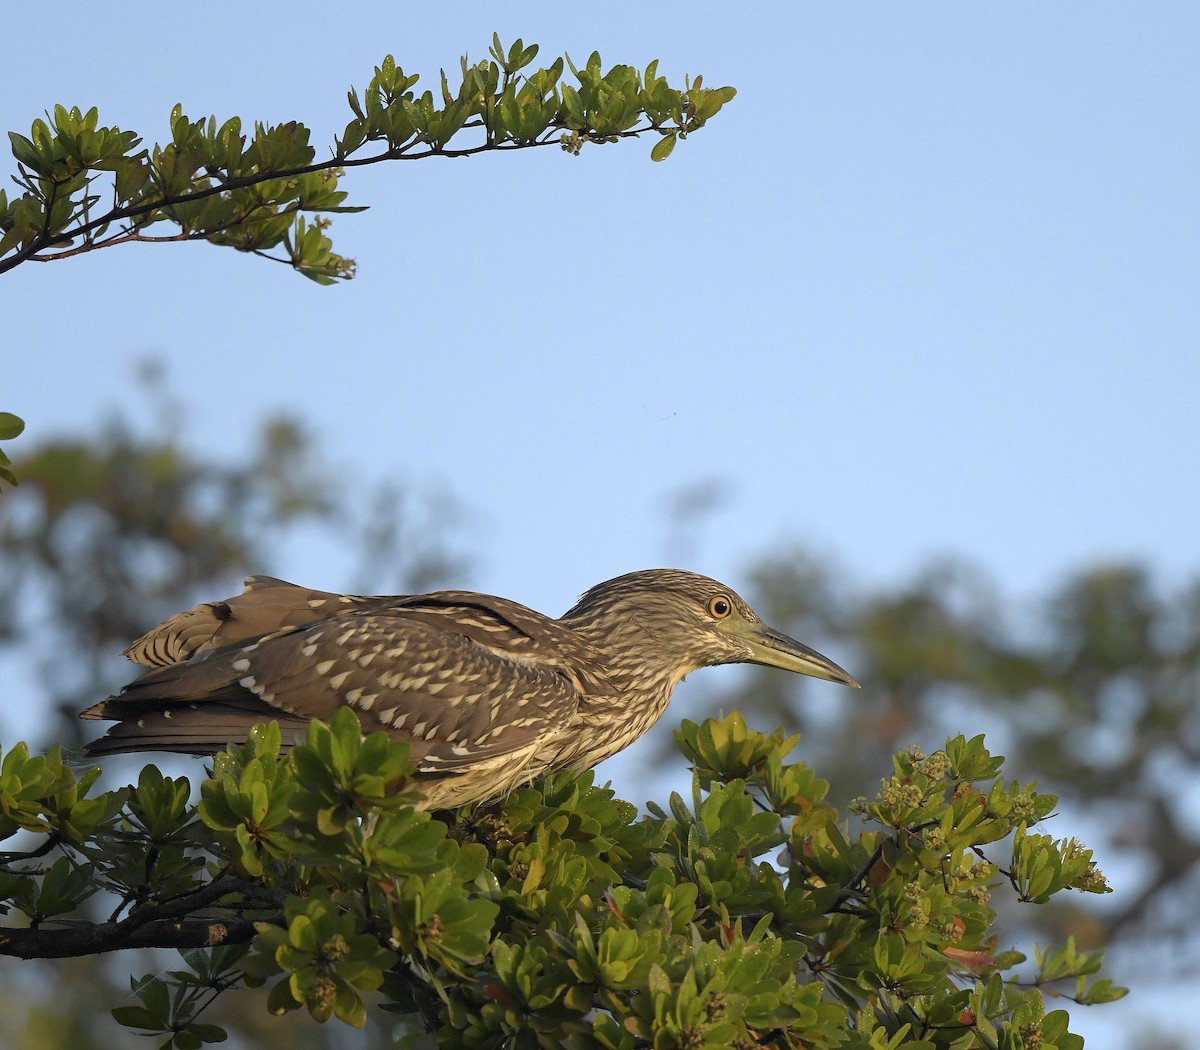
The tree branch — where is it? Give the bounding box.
[0,125,648,276]
[0,873,278,960]
[0,913,265,959]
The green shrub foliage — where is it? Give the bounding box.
[0,710,1122,1048]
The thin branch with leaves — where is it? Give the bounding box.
[1,36,735,282]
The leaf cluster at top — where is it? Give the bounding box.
[1,37,735,282]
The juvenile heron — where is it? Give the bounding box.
[82,569,857,808]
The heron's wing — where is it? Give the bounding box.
[86,599,586,772]
[123,576,397,668]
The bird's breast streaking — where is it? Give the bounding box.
[81,570,857,808]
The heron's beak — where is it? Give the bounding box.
[742,625,860,688]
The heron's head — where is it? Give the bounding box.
[562,569,859,690]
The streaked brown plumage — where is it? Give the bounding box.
[81,569,857,808]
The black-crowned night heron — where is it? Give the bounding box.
[82,569,857,808]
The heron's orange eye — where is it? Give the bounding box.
[707,595,733,619]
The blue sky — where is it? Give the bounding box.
[5,4,1198,614]
[3,5,1197,1042]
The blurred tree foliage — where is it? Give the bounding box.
[0,369,465,747]
[709,548,1200,955]
[0,413,1137,1048]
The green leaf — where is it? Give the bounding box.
[8,132,46,174]
[111,1006,161,1031]
[0,413,25,440]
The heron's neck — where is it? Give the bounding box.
[550,657,680,771]
[544,614,700,771]
[568,616,699,698]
